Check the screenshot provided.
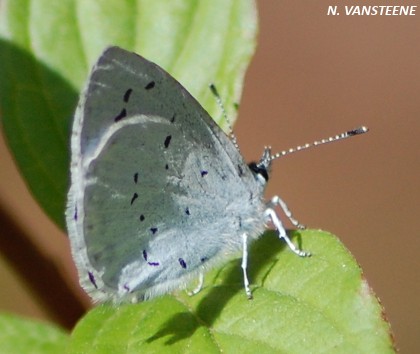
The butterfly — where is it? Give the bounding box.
[66,46,367,303]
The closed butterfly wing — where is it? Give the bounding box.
[66,47,266,302]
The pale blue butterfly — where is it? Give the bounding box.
[66,46,367,302]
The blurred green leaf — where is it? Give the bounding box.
[0,313,69,354]
[0,0,257,227]
[68,231,395,354]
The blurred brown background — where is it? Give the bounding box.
[0,1,418,352]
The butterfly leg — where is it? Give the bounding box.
[187,272,204,296]
[241,233,253,299]
[265,205,311,257]
[267,195,306,230]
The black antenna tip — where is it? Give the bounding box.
[348,126,369,136]
[209,83,218,96]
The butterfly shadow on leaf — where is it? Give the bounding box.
[146,230,302,345]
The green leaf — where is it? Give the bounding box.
[0,313,69,354]
[68,231,395,354]
[0,0,257,227]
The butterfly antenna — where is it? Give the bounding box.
[209,84,240,152]
[269,126,369,161]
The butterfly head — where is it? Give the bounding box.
[248,147,272,184]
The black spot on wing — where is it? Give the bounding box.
[150,227,158,235]
[179,258,187,269]
[124,88,133,102]
[134,172,138,184]
[164,135,172,148]
[148,262,159,266]
[185,207,190,216]
[170,114,176,123]
[114,108,127,122]
[139,214,145,221]
[88,271,98,288]
[201,170,208,177]
[143,250,148,261]
[130,193,138,205]
[145,81,155,90]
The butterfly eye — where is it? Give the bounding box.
[248,162,269,182]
